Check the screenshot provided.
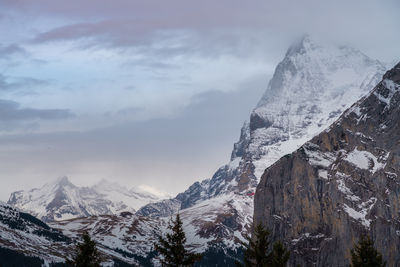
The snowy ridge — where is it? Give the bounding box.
[7,177,167,222]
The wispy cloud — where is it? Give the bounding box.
[0,43,28,58]
[0,99,74,122]
[0,74,49,94]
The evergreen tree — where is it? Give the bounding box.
[350,236,385,267]
[269,241,290,267]
[154,213,202,266]
[66,231,103,267]
[237,224,290,267]
[237,223,271,267]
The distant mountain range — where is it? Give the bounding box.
[7,176,168,222]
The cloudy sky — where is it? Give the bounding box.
[0,0,399,200]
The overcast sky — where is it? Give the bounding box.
[0,0,399,200]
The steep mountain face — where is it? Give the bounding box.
[254,62,400,266]
[139,36,385,217]
[0,202,70,265]
[50,36,387,266]
[8,177,165,222]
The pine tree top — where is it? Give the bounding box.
[350,236,385,267]
[66,231,103,267]
[154,214,202,266]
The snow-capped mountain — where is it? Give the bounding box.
[138,35,385,215]
[7,176,167,222]
[51,36,387,265]
[254,62,400,266]
[139,36,385,217]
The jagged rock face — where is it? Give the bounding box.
[8,177,165,222]
[254,63,400,266]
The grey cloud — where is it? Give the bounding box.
[32,20,155,46]
[0,99,74,122]
[0,74,49,93]
[20,0,399,61]
[0,73,268,198]
[0,43,27,57]
[32,23,285,62]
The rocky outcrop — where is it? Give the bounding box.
[254,62,400,266]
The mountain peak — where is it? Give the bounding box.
[55,176,71,187]
[285,34,318,56]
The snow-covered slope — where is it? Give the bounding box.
[52,36,387,266]
[92,179,169,211]
[0,202,70,265]
[0,202,146,266]
[51,191,252,266]
[7,177,167,222]
[249,36,385,180]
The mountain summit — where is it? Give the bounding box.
[254,62,400,266]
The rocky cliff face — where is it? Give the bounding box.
[254,62,400,266]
